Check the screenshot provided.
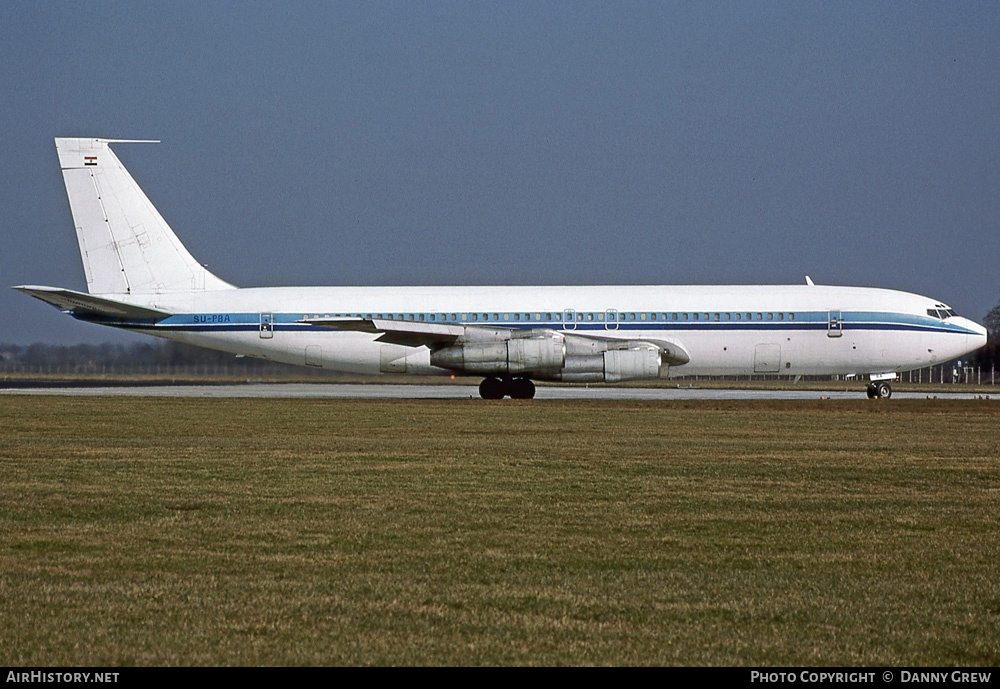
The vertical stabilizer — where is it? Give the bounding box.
[55,138,235,295]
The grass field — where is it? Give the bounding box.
[1,396,998,666]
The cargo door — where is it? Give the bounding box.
[754,344,781,373]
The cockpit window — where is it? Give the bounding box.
[927,308,958,319]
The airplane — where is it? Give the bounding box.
[14,138,988,399]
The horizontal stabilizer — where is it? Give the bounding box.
[12,285,171,320]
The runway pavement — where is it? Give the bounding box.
[0,383,992,400]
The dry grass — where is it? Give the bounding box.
[1,397,998,665]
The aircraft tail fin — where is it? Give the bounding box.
[55,138,235,295]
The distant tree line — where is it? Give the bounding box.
[0,340,307,375]
[981,301,1000,370]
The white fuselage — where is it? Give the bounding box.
[105,283,986,379]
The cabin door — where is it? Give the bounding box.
[827,310,843,338]
[259,312,274,339]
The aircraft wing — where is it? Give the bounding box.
[12,285,172,321]
[301,316,689,365]
[301,316,482,347]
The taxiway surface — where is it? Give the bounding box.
[0,384,991,400]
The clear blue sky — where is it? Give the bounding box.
[3,1,998,344]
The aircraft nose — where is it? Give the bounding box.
[957,317,988,352]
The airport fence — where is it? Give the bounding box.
[1,362,995,386]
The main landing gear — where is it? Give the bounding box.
[479,376,536,400]
[866,381,892,399]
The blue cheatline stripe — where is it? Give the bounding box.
[72,309,980,336]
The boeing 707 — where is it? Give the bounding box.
[14,138,988,399]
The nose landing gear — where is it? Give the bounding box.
[866,381,892,399]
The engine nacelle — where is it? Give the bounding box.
[604,349,662,382]
[431,332,672,382]
[430,336,566,374]
[549,349,663,383]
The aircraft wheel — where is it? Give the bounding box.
[479,377,506,400]
[509,377,536,400]
[874,381,892,399]
[866,383,876,399]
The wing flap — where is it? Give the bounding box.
[299,316,468,347]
